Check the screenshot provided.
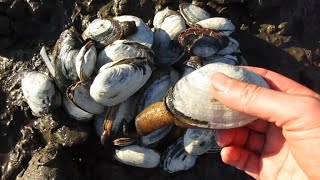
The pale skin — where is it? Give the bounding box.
[210,67,320,180]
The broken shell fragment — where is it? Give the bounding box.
[114,145,160,168]
[183,128,216,155]
[21,71,61,117]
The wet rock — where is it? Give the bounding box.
[34,114,90,147]
[16,143,80,180]
[2,127,44,180]
[11,19,44,37]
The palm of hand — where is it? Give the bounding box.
[216,120,308,180]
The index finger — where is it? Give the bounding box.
[241,66,320,100]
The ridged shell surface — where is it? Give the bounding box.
[90,59,152,106]
[179,3,210,26]
[114,145,160,168]
[165,63,269,129]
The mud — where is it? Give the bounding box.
[0,0,319,179]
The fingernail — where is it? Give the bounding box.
[211,73,231,92]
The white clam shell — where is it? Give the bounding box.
[196,17,236,36]
[166,63,270,129]
[90,60,152,106]
[162,138,197,173]
[75,44,97,81]
[82,19,120,46]
[97,40,152,71]
[179,3,210,26]
[94,113,106,136]
[114,145,160,168]
[113,15,154,48]
[183,128,216,155]
[62,94,93,121]
[70,83,106,114]
[21,71,60,117]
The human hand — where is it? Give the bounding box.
[210,67,320,180]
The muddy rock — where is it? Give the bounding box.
[16,143,80,180]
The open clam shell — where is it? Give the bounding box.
[183,128,216,155]
[165,63,270,129]
[21,71,61,117]
[90,57,153,106]
[179,3,210,27]
[178,28,229,58]
[162,137,197,173]
[114,145,160,168]
[66,82,106,115]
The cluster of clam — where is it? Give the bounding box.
[21,3,269,173]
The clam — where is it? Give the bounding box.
[162,138,197,173]
[153,8,186,66]
[21,71,61,117]
[65,82,106,115]
[101,98,137,146]
[97,40,154,71]
[136,63,269,135]
[40,29,97,90]
[183,128,216,155]
[90,57,153,106]
[178,28,229,58]
[179,3,210,27]
[204,55,239,65]
[114,145,160,168]
[196,17,236,36]
[113,15,154,48]
[82,18,137,47]
[216,37,240,55]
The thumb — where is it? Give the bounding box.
[210,73,317,128]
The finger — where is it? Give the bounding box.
[216,129,265,154]
[210,73,317,126]
[241,66,320,100]
[215,128,248,147]
[220,146,260,179]
[246,119,270,133]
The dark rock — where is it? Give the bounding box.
[6,0,30,20]
[0,1,12,14]
[11,18,44,37]
[15,143,81,180]
[0,16,11,35]
[0,36,13,49]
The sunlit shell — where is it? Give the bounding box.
[179,3,210,26]
[97,40,154,71]
[90,58,152,106]
[114,145,160,168]
[196,17,236,36]
[21,71,61,117]
[165,63,270,129]
[114,15,154,48]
